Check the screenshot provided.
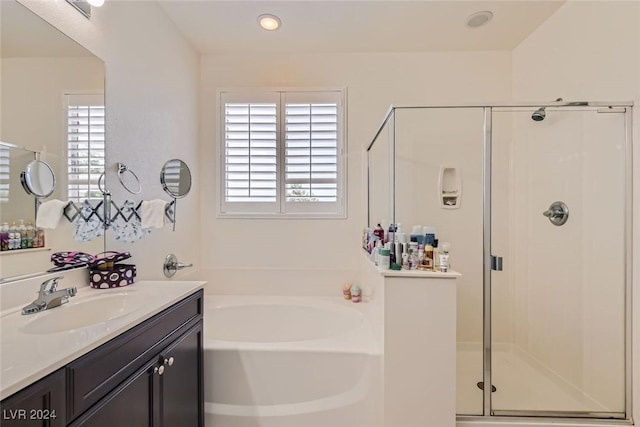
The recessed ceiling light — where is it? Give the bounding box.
[87,0,104,7]
[466,11,493,28]
[258,14,281,31]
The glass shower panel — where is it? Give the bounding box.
[393,107,484,415]
[368,111,394,228]
[490,108,626,416]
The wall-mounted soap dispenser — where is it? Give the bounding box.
[438,166,461,209]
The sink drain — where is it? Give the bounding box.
[477,381,497,392]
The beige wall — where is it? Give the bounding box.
[18,0,200,280]
[512,0,639,414]
[199,51,512,292]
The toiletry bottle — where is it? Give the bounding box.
[433,239,440,270]
[417,244,425,264]
[389,243,396,265]
[374,240,382,265]
[408,241,418,262]
[408,249,419,270]
[36,227,45,248]
[9,222,18,250]
[423,226,436,247]
[410,225,423,244]
[18,220,27,249]
[439,242,451,272]
[362,227,371,251]
[26,221,35,248]
[374,223,385,243]
[425,244,434,271]
[394,241,403,268]
[0,222,8,251]
[387,223,396,244]
[378,248,391,270]
[396,223,406,244]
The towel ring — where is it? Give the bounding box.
[117,163,141,195]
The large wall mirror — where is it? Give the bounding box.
[0,0,105,281]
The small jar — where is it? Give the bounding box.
[350,285,362,303]
[343,283,352,300]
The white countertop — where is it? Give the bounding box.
[362,251,461,279]
[0,280,205,400]
[379,269,461,278]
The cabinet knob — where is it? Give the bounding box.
[154,365,165,376]
[164,357,174,366]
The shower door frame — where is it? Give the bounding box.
[367,102,633,422]
[478,102,633,422]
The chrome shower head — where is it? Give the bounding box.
[532,97,563,122]
[531,107,546,121]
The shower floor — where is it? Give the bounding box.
[456,343,609,415]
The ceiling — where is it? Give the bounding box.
[157,0,566,55]
[1,1,94,58]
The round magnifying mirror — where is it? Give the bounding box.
[20,160,55,198]
[160,159,192,199]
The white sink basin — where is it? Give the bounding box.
[20,291,147,334]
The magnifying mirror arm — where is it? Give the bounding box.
[171,198,177,232]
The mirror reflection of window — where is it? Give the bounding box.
[65,93,105,202]
[163,160,183,196]
[0,144,9,202]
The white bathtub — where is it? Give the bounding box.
[203,295,382,427]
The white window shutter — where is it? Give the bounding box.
[283,91,343,214]
[0,144,10,202]
[220,92,279,214]
[66,94,105,203]
[219,89,346,218]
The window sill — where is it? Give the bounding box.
[216,212,347,220]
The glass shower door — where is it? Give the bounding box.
[489,107,628,417]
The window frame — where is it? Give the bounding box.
[216,87,347,219]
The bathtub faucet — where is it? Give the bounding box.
[163,254,193,278]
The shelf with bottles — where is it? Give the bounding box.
[0,220,46,252]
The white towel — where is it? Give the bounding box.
[36,199,68,229]
[140,199,167,229]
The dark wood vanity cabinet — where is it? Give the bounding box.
[0,369,66,427]
[1,290,203,427]
[69,322,203,427]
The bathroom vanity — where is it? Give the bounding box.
[0,279,204,426]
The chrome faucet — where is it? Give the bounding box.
[22,277,77,315]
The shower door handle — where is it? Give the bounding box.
[491,255,503,271]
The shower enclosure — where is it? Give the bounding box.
[367,101,632,420]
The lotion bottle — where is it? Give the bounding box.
[439,242,451,272]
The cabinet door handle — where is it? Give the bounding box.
[164,357,175,367]
[154,365,165,376]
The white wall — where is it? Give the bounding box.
[512,0,639,414]
[17,0,200,280]
[199,51,512,294]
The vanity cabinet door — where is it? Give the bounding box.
[68,359,157,427]
[159,322,203,427]
[0,369,65,427]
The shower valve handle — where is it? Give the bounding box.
[542,201,569,226]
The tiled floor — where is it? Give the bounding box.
[456,343,609,415]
